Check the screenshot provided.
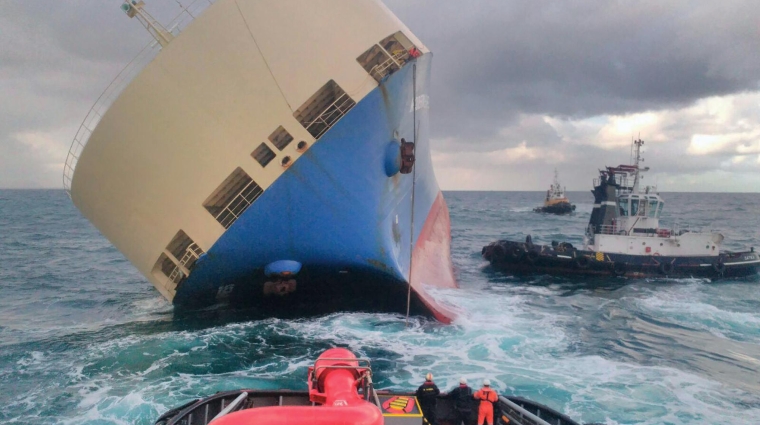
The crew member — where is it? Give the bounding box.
[416,373,440,425]
[448,377,474,425]
[473,379,498,425]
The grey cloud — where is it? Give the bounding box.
[1,0,759,189]
[385,0,760,143]
[0,0,188,188]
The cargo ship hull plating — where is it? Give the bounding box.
[176,56,457,320]
[65,0,457,322]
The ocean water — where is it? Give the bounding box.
[1,189,760,425]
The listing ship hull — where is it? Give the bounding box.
[66,0,457,322]
[175,57,457,320]
[483,240,760,279]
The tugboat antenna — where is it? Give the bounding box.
[120,1,174,48]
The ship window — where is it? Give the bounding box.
[619,199,629,216]
[356,31,418,82]
[657,202,664,217]
[268,126,293,151]
[630,198,640,216]
[251,143,275,167]
[153,230,205,288]
[154,253,178,279]
[648,199,658,217]
[294,80,355,139]
[203,167,263,229]
[165,230,197,260]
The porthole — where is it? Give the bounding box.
[281,156,292,167]
[297,141,308,152]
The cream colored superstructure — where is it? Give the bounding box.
[69,0,428,301]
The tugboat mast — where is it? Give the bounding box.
[631,138,646,193]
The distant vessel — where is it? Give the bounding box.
[533,169,575,214]
[154,348,581,425]
[63,0,457,321]
[483,139,760,278]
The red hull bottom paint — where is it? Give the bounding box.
[410,192,459,323]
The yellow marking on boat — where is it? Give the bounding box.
[595,252,604,262]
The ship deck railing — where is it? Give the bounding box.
[63,0,218,197]
[368,50,409,81]
[303,93,357,140]
[167,242,204,284]
[591,224,716,238]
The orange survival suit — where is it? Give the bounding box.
[473,385,498,425]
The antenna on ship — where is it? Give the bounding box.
[632,138,645,191]
[120,0,174,47]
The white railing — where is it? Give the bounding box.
[62,0,217,197]
[214,180,264,229]
[369,50,409,81]
[167,242,204,284]
[592,223,715,238]
[304,93,357,139]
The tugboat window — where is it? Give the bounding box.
[648,199,658,217]
[619,199,629,216]
[630,198,640,216]
[657,202,664,217]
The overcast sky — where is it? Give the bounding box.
[2,0,760,191]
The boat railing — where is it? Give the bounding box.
[593,224,624,236]
[303,93,357,140]
[499,397,553,425]
[62,0,217,197]
[167,242,204,284]
[369,50,409,81]
[213,179,264,229]
[592,223,717,238]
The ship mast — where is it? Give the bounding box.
[632,138,644,192]
[121,0,174,47]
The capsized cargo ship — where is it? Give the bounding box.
[63,0,457,322]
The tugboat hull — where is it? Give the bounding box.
[483,240,760,279]
[155,348,582,425]
[533,202,575,215]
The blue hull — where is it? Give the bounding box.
[174,55,456,319]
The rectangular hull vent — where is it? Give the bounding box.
[153,230,205,289]
[269,126,293,151]
[203,167,263,229]
[252,143,275,167]
[357,31,417,82]
[294,80,355,139]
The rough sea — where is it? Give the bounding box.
[1,189,759,425]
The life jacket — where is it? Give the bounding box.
[475,388,498,406]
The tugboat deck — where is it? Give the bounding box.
[155,389,581,425]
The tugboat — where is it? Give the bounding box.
[154,348,582,425]
[533,170,575,214]
[483,139,760,279]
